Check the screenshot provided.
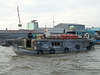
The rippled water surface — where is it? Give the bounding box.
[0,45,100,75]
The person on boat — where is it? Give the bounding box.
[63,29,65,34]
[43,29,50,38]
[43,30,46,38]
[27,31,33,48]
[28,31,33,39]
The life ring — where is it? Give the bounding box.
[85,33,89,39]
[64,48,69,53]
[50,49,55,54]
[37,50,43,54]
[75,45,80,49]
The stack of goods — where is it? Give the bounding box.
[37,35,43,39]
[60,34,78,39]
[50,35,61,39]
[50,34,78,39]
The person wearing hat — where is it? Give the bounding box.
[46,29,50,38]
[43,29,50,38]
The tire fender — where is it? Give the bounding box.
[37,50,43,54]
[64,48,69,53]
[50,49,55,54]
[87,46,91,50]
[75,45,80,49]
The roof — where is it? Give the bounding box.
[54,23,85,28]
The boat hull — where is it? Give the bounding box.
[12,39,93,55]
[12,45,37,55]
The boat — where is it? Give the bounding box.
[11,33,94,55]
[92,31,100,45]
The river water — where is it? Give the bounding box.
[0,45,100,75]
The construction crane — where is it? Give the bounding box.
[17,6,22,27]
[17,6,23,38]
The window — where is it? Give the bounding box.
[52,42,62,46]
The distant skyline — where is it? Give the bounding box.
[0,0,100,30]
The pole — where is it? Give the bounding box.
[53,13,54,34]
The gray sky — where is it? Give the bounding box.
[0,0,100,30]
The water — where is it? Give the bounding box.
[0,45,100,75]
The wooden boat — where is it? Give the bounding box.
[12,38,93,55]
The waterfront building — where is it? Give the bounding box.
[34,23,85,34]
[27,20,38,30]
[54,23,85,31]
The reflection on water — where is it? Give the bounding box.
[0,45,100,75]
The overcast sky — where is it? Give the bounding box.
[0,0,100,30]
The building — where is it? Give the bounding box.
[33,23,86,34]
[27,20,38,30]
[54,23,85,31]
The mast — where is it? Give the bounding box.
[17,6,23,38]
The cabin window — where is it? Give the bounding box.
[55,42,57,46]
[58,42,60,46]
[52,42,62,46]
[52,42,54,46]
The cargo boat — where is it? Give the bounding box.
[11,34,94,55]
